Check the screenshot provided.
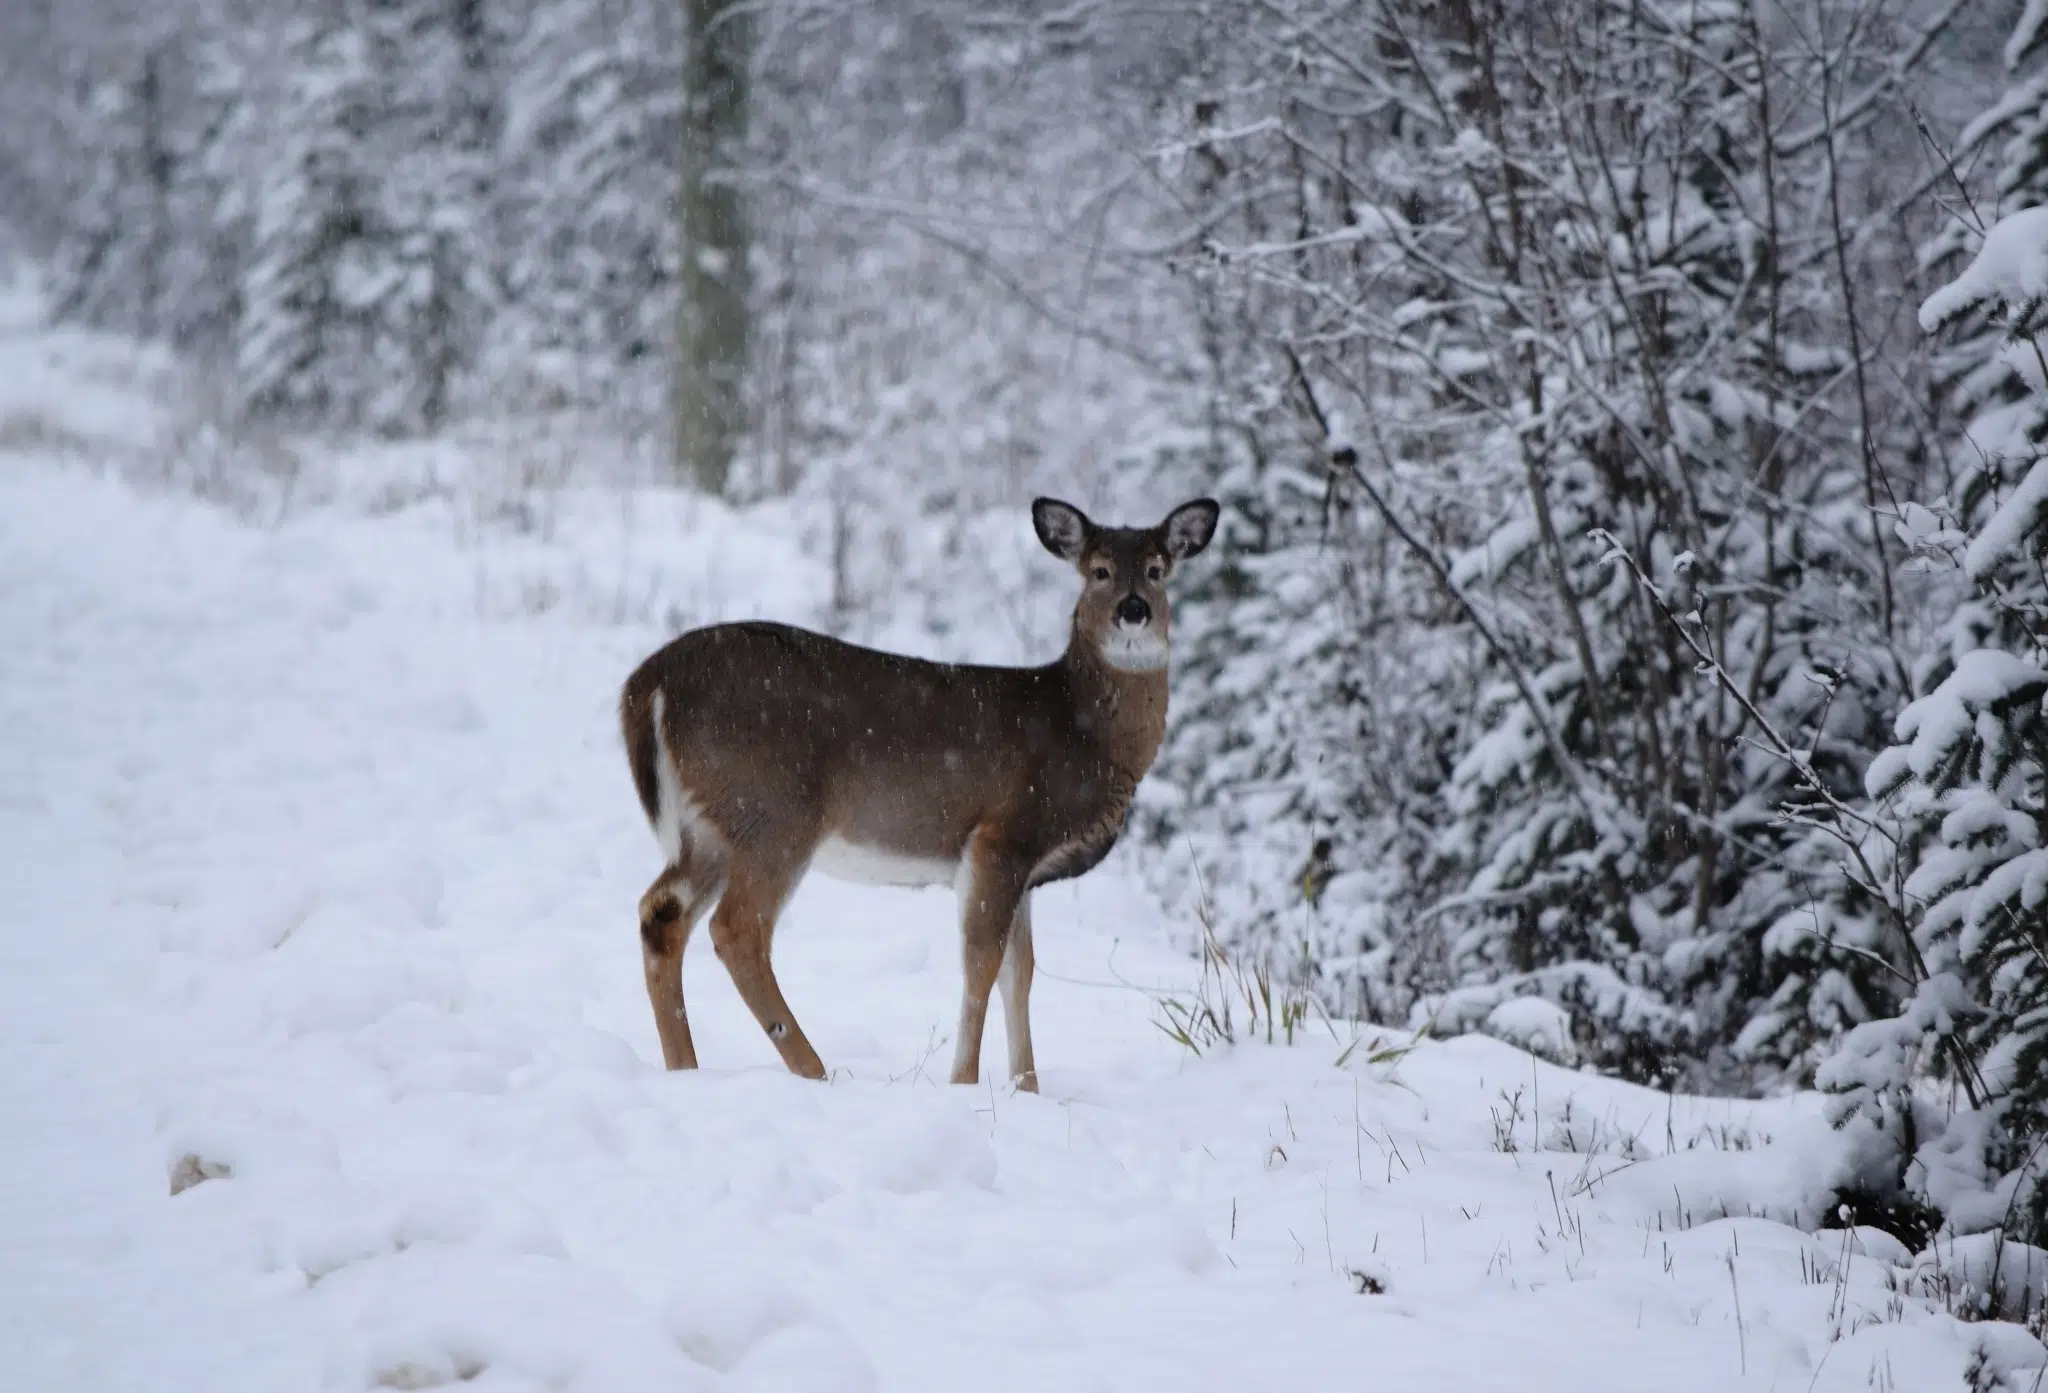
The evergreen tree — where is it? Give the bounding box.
[230,0,502,432]
[358,0,502,430]
[233,14,381,424]
[50,46,180,340]
[1821,9,2048,1247]
[52,17,267,362]
[497,0,680,426]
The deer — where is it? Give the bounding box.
[618,496,1219,1092]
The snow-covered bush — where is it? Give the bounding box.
[1144,0,1925,1088]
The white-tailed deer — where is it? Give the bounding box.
[619,497,1218,1091]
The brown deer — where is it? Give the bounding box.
[619,496,1219,1091]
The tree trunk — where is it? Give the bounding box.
[674,0,751,493]
[139,48,169,341]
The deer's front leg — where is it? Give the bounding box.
[951,840,1030,1086]
[998,895,1037,1091]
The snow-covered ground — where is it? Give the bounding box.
[3,276,2043,1391]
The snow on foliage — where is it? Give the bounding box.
[1919,207,2048,337]
[1965,459,2048,580]
[1482,995,1577,1064]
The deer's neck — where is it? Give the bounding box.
[1061,631,1169,780]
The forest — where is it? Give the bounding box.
[8,0,2047,1259]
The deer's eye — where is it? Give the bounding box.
[1092,566,1111,581]
[1146,565,1164,582]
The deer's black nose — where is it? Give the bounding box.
[1116,594,1151,626]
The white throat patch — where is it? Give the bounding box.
[1100,626,1169,672]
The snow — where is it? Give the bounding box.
[1449,514,1539,587]
[1482,996,1576,1065]
[1919,207,2048,333]
[2010,0,2048,73]
[1966,458,2048,579]
[3,292,2045,1391]
[1918,1235,2048,1324]
[1895,648,2048,777]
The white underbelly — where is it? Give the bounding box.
[810,834,959,889]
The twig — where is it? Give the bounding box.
[1727,1248,1747,1377]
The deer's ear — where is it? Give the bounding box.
[1032,498,1092,562]
[1160,498,1220,561]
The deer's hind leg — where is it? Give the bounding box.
[639,835,726,1072]
[709,853,827,1080]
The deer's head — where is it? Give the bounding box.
[1032,497,1219,672]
